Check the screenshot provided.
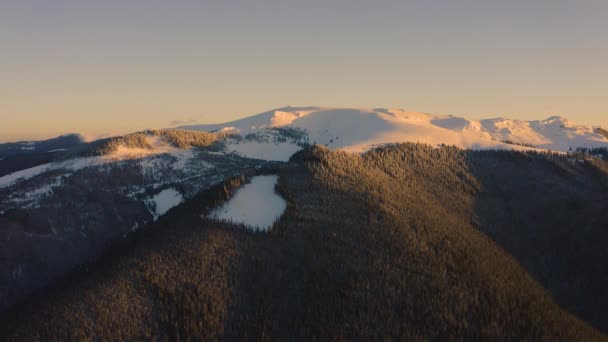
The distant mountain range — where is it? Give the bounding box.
[179,106,608,156]
[0,134,85,177]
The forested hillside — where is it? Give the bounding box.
[1,145,606,340]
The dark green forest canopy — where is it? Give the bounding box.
[2,144,607,340]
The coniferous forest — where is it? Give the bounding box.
[1,144,607,340]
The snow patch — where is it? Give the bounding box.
[171,149,196,170]
[0,156,108,189]
[209,175,286,231]
[269,110,313,127]
[0,163,53,188]
[148,188,183,219]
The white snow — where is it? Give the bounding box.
[14,176,64,208]
[209,175,286,231]
[180,107,607,158]
[0,163,54,188]
[149,188,183,219]
[47,149,68,153]
[171,149,196,170]
[65,157,101,170]
[179,106,319,134]
[476,116,608,151]
[0,156,110,189]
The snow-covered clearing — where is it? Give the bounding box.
[0,156,108,189]
[0,163,56,188]
[148,188,183,219]
[208,175,286,231]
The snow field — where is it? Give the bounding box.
[208,175,286,231]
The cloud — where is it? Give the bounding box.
[78,132,122,142]
[170,118,199,126]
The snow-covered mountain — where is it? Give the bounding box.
[179,107,608,160]
[475,116,607,152]
[1,108,606,313]
[0,131,277,311]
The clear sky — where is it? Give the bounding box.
[1,0,606,142]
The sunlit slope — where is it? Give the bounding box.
[180,107,608,153]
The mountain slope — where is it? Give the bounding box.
[468,150,608,331]
[0,129,276,313]
[477,116,607,151]
[1,145,606,340]
[0,134,83,159]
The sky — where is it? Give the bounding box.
[1,0,607,142]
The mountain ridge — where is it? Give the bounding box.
[179,107,608,153]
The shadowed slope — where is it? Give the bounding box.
[469,151,608,332]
